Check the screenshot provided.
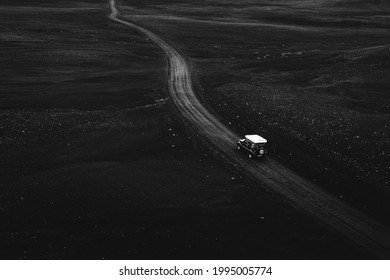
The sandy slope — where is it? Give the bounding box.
[108,0,390,258]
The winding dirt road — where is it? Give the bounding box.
[108,0,390,258]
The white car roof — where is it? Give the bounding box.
[245,134,267,144]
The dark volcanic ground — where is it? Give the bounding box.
[0,0,388,259]
[119,0,390,221]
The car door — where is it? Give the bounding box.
[243,140,251,151]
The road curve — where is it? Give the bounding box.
[108,0,390,258]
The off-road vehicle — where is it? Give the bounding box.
[237,134,267,159]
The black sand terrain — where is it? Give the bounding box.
[0,0,389,259]
[119,0,390,217]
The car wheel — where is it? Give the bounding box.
[248,153,252,159]
[237,145,240,150]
